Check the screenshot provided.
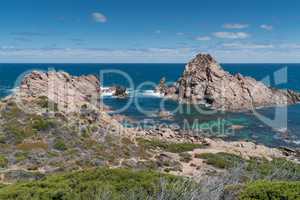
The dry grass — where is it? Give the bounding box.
[16,141,48,151]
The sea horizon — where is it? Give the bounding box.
[1,62,300,64]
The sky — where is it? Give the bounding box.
[0,0,300,63]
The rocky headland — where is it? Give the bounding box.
[0,70,299,200]
[156,53,300,111]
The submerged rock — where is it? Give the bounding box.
[159,53,300,111]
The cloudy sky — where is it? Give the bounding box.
[0,0,300,63]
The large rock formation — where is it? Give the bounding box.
[16,71,101,113]
[157,53,300,111]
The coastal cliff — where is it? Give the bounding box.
[156,54,300,111]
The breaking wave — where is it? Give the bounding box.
[100,87,163,98]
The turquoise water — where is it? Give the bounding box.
[1,63,300,148]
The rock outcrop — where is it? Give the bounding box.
[16,70,101,113]
[0,70,138,183]
[113,86,128,98]
[157,53,300,111]
[155,77,168,94]
[14,71,133,135]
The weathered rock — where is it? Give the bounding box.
[157,110,174,120]
[6,70,132,140]
[155,77,168,94]
[113,86,128,98]
[279,147,300,160]
[160,53,300,111]
[17,70,101,113]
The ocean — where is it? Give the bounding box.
[1,63,300,148]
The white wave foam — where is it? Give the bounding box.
[292,140,300,145]
[100,87,162,98]
[0,86,15,93]
[100,87,114,97]
[9,87,19,93]
[140,90,163,97]
[275,127,288,133]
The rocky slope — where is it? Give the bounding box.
[156,54,300,111]
[0,71,133,183]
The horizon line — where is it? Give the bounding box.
[1,62,300,64]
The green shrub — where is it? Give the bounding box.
[137,138,204,153]
[246,158,300,180]
[0,184,6,189]
[0,168,185,200]
[14,152,29,162]
[0,155,8,168]
[53,138,67,151]
[196,153,300,181]
[239,181,300,200]
[196,152,244,169]
[32,118,54,131]
[0,133,6,144]
[47,151,60,158]
[37,96,58,111]
[1,101,56,144]
[5,121,37,144]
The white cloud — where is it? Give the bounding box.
[2,44,300,63]
[260,24,273,31]
[279,44,300,49]
[222,43,274,49]
[195,36,211,41]
[223,23,249,29]
[211,48,300,63]
[92,12,107,23]
[213,32,250,39]
[0,47,196,63]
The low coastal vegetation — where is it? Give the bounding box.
[137,138,205,153]
[196,152,300,181]
[0,101,55,144]
[0,168,187,200]
[53,138,68,151]
[0,168,299,200]
[0,155,8,168]
[196,152,244,169]
[239,181,300,200]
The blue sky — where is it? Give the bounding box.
[0,0,300,63]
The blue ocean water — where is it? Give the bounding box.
[1,63,300,148]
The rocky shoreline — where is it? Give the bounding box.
[0,67,300,200]
[0,70,299,185]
